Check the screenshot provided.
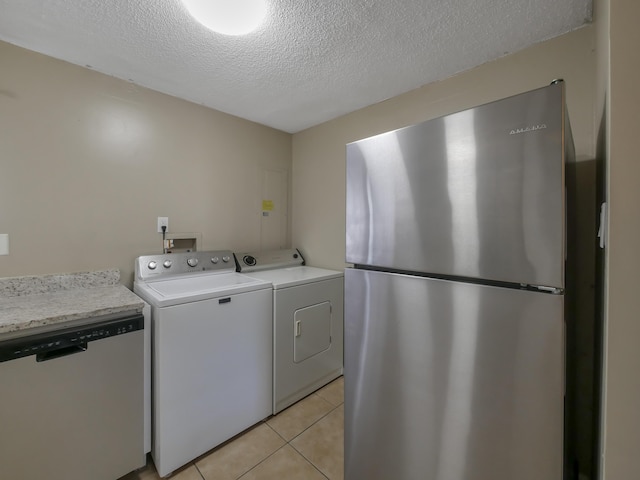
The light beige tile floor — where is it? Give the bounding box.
[121,376,344,480]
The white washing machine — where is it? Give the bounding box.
[133,250,272,478]
[235,248,343,414]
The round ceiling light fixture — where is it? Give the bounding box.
[181,0,268,36]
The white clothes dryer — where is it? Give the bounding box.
[235,249,343,414]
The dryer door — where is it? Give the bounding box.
[273,277,344,414]
[294,301,332,363]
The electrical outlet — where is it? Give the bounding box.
[157,217,169,233]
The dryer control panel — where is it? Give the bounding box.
[235,248,305,272]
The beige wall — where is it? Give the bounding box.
[0,41,292,286]
[601,0,640,478]
[292,26,596,270]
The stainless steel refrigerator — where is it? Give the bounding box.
[344,81,573,480]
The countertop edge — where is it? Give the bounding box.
[0,284,145,336]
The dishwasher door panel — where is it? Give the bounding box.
[0,330,145,480]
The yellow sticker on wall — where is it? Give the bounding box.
[262,200,274,211]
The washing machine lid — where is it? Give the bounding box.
[242,266,343,289]
[134,272,271,307]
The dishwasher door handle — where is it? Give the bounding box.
[36,343,88,362]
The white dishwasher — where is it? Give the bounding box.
[0,312,145,480]
[134,250,272,478]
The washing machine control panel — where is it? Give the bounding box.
[135,250,236,281]
[235,248,305,272]
[186,258,199,267]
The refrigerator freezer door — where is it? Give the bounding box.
[344,268,564,480]
[346,83,567,289]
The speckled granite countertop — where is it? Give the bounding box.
[0,269,144,335]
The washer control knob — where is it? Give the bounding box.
[222,255,231,263]
[148,261,157,270]
[187,258,199,267]
[243,255,257,266]
[211,256,219,264]
[163,260,172,269]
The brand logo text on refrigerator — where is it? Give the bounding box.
[509,124,547,135]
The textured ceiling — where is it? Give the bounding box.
[0,0,592,133]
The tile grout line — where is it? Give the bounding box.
[193,460,206,480]
[236,401,341,480]
[281,399,342,443]
[243,430,331,480]
[161,381,344,480]
[288,402,343,479]
[290,448,330,480]
[232,442,327,480]
[235,443,287,479]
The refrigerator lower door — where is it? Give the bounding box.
[344,268,564,480]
